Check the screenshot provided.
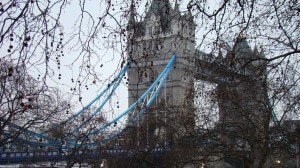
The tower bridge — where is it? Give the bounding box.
[0,0,278,167]
[124,0,271,167]
[126,0,268,148]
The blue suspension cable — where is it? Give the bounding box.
[68,55,176,146]
[41,64,130,134]
[70,65,129,134]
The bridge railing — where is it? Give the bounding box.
[0,148,169,163]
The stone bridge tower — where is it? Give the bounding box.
[126,0,196,148]
[195,34,269,167]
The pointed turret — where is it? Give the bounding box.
[174,0,179,11]
[259,46,266,58]
[253,45,259,57]
[127,0,136,30]
[233,32,253,59]
[145,0,174,33]
[173,0,181,19]
[216,48,224,64]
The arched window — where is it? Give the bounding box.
[138,72,143,83]
[149,70,158,83]
[154,26,160,35]
[148,41,153,51]
[143,41,147,50]
[149,27,153,36]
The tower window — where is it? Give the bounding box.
[185,41,191,51]
[156,41,164,50]
[139,73,143,83]
[154,26,160,35]
[143,42,147,50]
[160,41,164,50]
[148,41,153,51]
[149,27,153,36]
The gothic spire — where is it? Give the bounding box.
[253,45,259,56]
[127,0,136,29]
[174,0,179,12]
[145,0,174,33]
[234,32,253,58]
[147,0,173,17]
[259,46,266,58]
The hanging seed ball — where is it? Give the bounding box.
[10,38,13,41]
[9,45,13,49]
[7,49,11,53]
[8,66,13,72]
[23,42,28,47]
[19,94,24,100]
[26,36,31,41]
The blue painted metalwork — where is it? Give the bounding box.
[70,64,129,134]
[43,63,130,134]
[0,148,169,164]
[78,55,176,146]
[1,55,176,149]
[1,63,130,146]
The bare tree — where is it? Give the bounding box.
[0,60,69,151]
[1,0,300,167]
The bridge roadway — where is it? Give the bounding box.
[0,148,167,164]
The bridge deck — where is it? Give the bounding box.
[0,148,167,164]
